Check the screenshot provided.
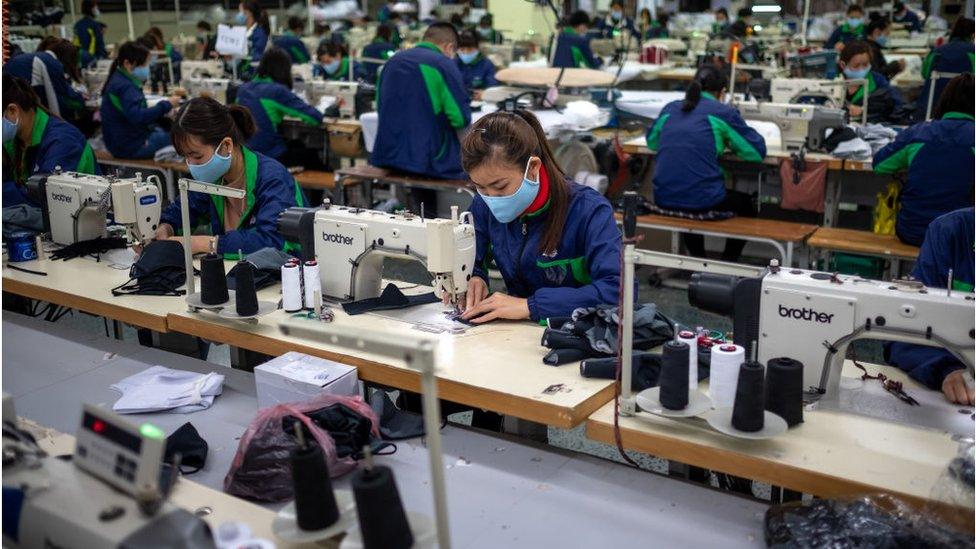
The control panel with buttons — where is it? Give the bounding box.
[73,404,165,497]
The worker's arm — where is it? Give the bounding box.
[482,61,499,88]
[824,27,842,49]
[265,88,324,126]
[113,84,172,126]
[216,172,305,256]
[645,113,670,152]
[418,62,471,129]
[873,125,920,174]
[708,111,767,162]
[158,190,212,235]
[579,38,603,69]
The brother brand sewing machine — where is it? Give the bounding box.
[179,59,225,80]
[182,77,233,104]
[2,405,215,548]
[278,204,476,307]
[28,171,161,246]
[736,102,847,151]
[689,266,976,397]
[770,77,847,107]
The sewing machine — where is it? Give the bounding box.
[770,77,846,107]
[736,102,847,151]
[82,59,114,96]
[182,77,233,104]
[28,171,161,246]
[277,204,476,306]
[179,59,225,80]
[303,80,370,118]
[291,63,315,86]
[689,266,975,398]
[1,405,215,548]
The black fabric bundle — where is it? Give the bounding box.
[579,353,663,391]
[164,422,208,474]
[765,357,804,427]
[369,390,425,441]
[49,236,127,261]
[111,240,192,297]
[342,283,440,316]
[659,341,690,410]
[731,361,765,432]
[283,404,391,460]
[541,304,674,366]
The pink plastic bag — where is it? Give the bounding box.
[223,393,379,502]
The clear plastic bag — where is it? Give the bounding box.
[223,393,379,502]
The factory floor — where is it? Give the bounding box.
[39,257,884,501]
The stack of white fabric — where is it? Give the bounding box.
[111,366,225,414]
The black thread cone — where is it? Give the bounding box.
[291,443,340,531]
[731,360,765,432]
[234,260,259,316]
[200,253,229,305]
[352,465,413,549]
[659,341,690,410]
[765,357,804,427]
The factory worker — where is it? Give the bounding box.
[864,14,905,80]
[4,38,85,119]
[887,208,975,405]
[916,17,974,120]
[892,1,923,33]
[2,74,98,207]
[313,43,366,81]
[552,11,603,69]
[826,4,866,50]
[73,0,107,67]
[235,48,323,166]
[274,16,312,64]
[596,1,638,39]
[476,14,503,45]
[712,8,730,34]
[237,0,271,74]
[839,41,903,122]
[727,8,753,38]
[873,73,974,247]
[456,31,498,96]
[644,65,765,262]
[156,97,306,257]
[638,9,669,40]
[456,110,622,323]
[99,41,181,159]
[362,24,397,83]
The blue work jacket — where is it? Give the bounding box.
[99,69,172,158]
[4,52,85,117]
[552,28,603,69]
[456,54,498,90]
[235,77,323,160]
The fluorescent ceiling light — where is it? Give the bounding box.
[752,5,782,12]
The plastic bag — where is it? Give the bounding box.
[223,392,379,502]
[872,182,899,235]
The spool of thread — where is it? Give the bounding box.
[7,231,38,262]
[200,253,229,305]
[765,357,804,427]
[677,330,699,396]
[731,361,766,432]
[659,341,690,410]
[291,442,341,530]
[282,263,304,312]
[352,465,413,549]
[302,260,321,310]
[234,260,260,316]
[709,344,745,408]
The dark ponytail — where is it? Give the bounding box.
[3,73,42,112]
[461,110,567,255]
[102,41,150,95]
[171,97,256,156]
[683,65,728,112]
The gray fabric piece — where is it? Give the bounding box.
[855,123,898,154]
[369,390,425,440]
[831,136,872,159]
[3,205,44,239]
[242,247,294,270]
[569,304,669,355]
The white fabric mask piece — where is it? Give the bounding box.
[111,365,225,414]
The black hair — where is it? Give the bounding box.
[839,40,872,64]
[449,13,465,29]
[375,23,393,42]
[458,30,479,49]
[893,1,906,11]
[3,74,42,112]
[610,1,624,8]
[287,15,304,32]
[846,4,864,15]
[479,14,492,26]
[567,10,591,28]
[81,0,97,17]
[197,20,212,32]
[423,22,460,47]
[933,73,974,119]
[144,26,165,49]
[736,8,751,18]
[715,7,728,18]
[317,42,348,59]
[865,12,889,36]
[950,17,975,41]
[683,65,728,112]
[38,37,83,83]
[256,47,293,88]
[241,0,270,34]
[172,97,256,156]
[103,41,150,94]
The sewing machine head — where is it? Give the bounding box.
[182,77,232,104]
[179,59,225,80]
[689,265,975,397]
[28,171,161,246]
[737,101,847,151]
[277,204,476,306]
[770,77,846,108]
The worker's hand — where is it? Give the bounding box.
[942,369,974,406]
[167,235,213,254]
[155,223,175,241]
[834,42,845,52]
[460,291,529,324]
[449,276,489,311]
[167,94,183,107]
[848,104,863,117]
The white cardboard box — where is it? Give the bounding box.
[254,352,359,409]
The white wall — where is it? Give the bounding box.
[488,0,559,42]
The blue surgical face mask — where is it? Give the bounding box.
[322,59,341,74]
[611,11,622,21]
[2,114,18,143]
[132,65,151,81]
[847,17,863,28]
[188,143,232,183]
[235,11,247,24]
[875,35,888,46]
[93,7,100,17]
[843,66,870,80]
[458,51,478,64]
[478,27,492,37]
[478,159,541,224]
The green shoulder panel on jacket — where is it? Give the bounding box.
[257,97,320,127]
[707,114,763,162]
[921,51,935,80]
[108,93,124,113]
[874,142,924,174]
[570,46,587,68]
[76,144,97,175]
[536,256,592,285]
[646,113,669,151]
[418,63,465,128]
[290,46,309,63]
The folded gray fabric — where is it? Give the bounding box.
[3,205,44,239]
[831,137,873,160]
[856,123,898,154]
